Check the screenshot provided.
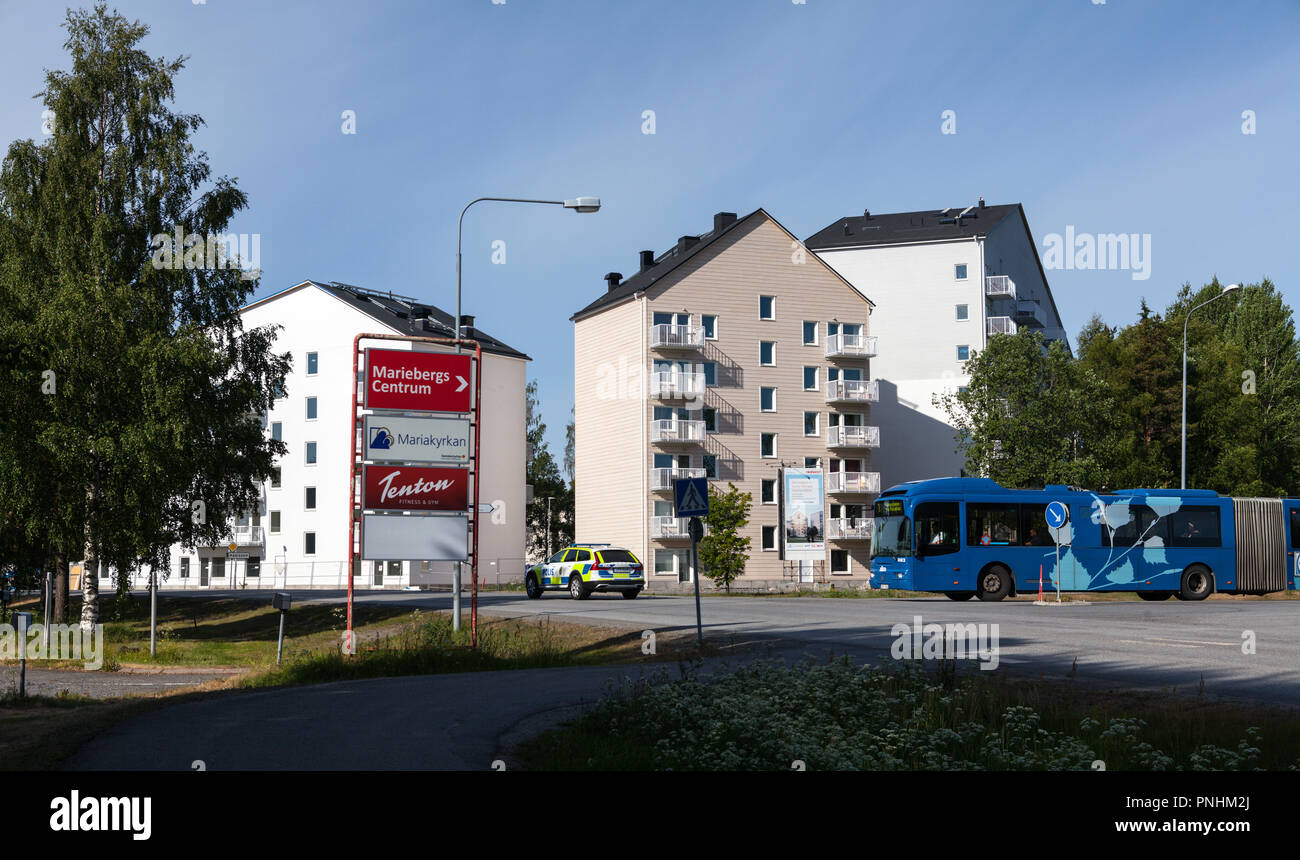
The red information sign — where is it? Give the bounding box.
[365,348,473,413]
[363,465,469,511]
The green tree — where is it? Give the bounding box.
[0,5,288,626]
[935,330,1118,489]
[699,482,751,592]
[525,381,573,559]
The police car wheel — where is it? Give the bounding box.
[622,589,641,599]
[569,575,589,600]
[525,573,543,599]
[976,566,1011,602]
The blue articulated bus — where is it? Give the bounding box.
[870,478,1298,601]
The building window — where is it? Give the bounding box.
[702,407,717,433]
[304,532,316,556]
[761,387,776,412]
[958,385,969,394]
[306,396,318,420]
[762,525,777,551]
[179,557,190,579]
[703,454,717,478]
[804,457,821,469]
[307,351,319,375]
[760,341,775,366]
[212,557,225,579]
[831,550,850,574]
[270,511,281,534]
[762,479,776,504]
[270,467,281,488]
[803,321,818,345]
[956,304,969,321]
[803,367,818,391]
[955,264,968,280]
[761,433,776,458]
[271,421,282,442]
[305,487,316,510]
[759,295,775,320]
[654,551,677,577]
[272,379,286,399]
[804,411,819,436]
[702,315,717,340]
[305,441,317,464]
[957,345,970,361]
[702,362,717,387]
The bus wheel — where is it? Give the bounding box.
[944,592,975,601]
[1136,591,1172,601]
[1179,565,1214,601]
[977,566,1011,602]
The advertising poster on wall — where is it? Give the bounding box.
[782,467,826,559]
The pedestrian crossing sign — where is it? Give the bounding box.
[674,477,709,518]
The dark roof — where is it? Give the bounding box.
[804,203,1020,250]
[571,209,764,320]
[311,281,530,360]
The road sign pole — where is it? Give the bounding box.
[691,518,702,647]
[150,569,157,657]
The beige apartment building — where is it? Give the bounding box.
[572,209,880,590]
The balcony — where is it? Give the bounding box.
[826,471,881,494]
[202,525,264,549]
[650,467,707,492]
[651,419,706,445]
[825,379,879,404]
[650,324,705,351]
[827,517,874,540]
[650,370,706,400]
[985,275,1016,299]
[825,333,878,359]
[651,516,705,539]
[987,316,1017,336]
[826,424,880,449]
[1013,300,1045,328]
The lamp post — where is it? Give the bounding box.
[452,196,599,629]
[1181,283,1241,488]
[455,196,600,351]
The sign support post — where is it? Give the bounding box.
[675,476,709,649]
[690,517,703,647]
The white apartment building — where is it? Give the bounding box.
[144,280,529,590]
[573,210,880,590]
[804,201,1068,491]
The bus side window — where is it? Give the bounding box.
[916,501,960,556]
[1169,506,1221,548]
[1105,504,1166,547]
[967,503,1017,546]
[1021,505,1051,545]
[1291,508,1300,550]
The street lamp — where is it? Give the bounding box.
[455,196,601,351]
[1181,283,1241,488]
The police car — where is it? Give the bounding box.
[525,544,645,600]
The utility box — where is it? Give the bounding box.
[272,592,292,611]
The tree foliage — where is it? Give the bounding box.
[699,482,751,592]
[938,278,1299,496]
[0,5,288,624]
[525,380,573,560]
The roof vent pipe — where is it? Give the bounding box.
[640,250,655,271]
[604,272,623,292]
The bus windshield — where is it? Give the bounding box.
[872,499,912,557]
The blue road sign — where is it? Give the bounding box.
[674,477,709,518]
[1046,501,1069,528]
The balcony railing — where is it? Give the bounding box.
[985,275,1016,299]
[827,517,874,540]
[202,525,264,548]
[652,516,705,539]
[826,471,882,494]
[650,370,706,399]
[825,333,878,359]
[1013,300,1045,328]
[826,425,880,449]
[650,324,705,350]
[650,467,707,491]
[825,379,879,404]
[651,419,706,445]
[987,316,1017,336]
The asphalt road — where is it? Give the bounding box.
[58,589,1300,770]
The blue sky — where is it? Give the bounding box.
[2,1,1297,458]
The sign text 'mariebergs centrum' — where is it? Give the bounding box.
[362,465,469,511]
[365,348,473,412]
